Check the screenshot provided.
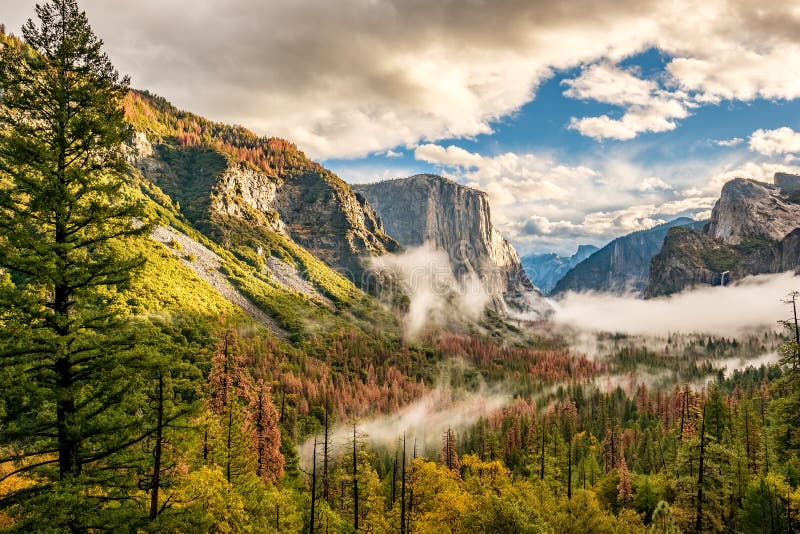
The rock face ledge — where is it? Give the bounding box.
[355,174,538,311]
[552,217,703,296]
[646,174,800,297]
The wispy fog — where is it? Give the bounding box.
[553,271,799,337]
[299,380,510,467]
[370,243,492,338]
[711,351,781,378]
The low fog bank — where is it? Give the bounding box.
[299,380,510,468]
[370,243,492,338]
[591,351,780,394]
[714,351,781,378]
[553,271,799,337]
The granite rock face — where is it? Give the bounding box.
[521,245,598,295]
[645,227,734,297]
[707,178,800,245]
[646,175,800,297]
[127,131,397,281]
[552,218,703,296]
[268,166,398,276]
[356,174,540,311]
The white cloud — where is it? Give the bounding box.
[414,144,483,169]
[562,62,656,106]
[370,244,492,339]
[329,164,421,185]
[577,196,716,235]
[681,187,705,197]
[668,48,800,103]
[413,143,720,254]
[4,0,800,158]
[523,216,581,236]
[706,160,800,190]
[749,127,800,156]
[637,176,672,192]
[299,378,511,467]
[568,97,693,140]
[714,137,744,147]
[555,271,798,337]
[415,144,580,206]
[565,63,694,140]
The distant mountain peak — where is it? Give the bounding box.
[521,244,598,295]
[552,217,702,296]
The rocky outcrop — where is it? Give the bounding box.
[127,130,397,283]
[269,167,397,276]
[552,217,703,296]
[646,175,800,297]
[645,227,736,297]
[521,245,598,295]
[355,174,539,311]
[151,225,288,338]
[775,172,800,196]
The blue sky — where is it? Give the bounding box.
[6,0,800,255]
[324,48,800,255]
[326,63,800,189]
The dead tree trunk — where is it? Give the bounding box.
[149,372,164,521]
[695,404,707,533]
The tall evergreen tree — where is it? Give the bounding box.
[245,380,284,484]
[0,0,149,512]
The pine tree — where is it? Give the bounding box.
[245,380,284,484]
[617,457,632,507]
[559,399,578,499]
[353,424,359,530]
[440,427,460,474]
[773,294,800,458]
[309,438,318,534]
[400,435,407,534]
[0,0,149,513]
[650,500,679,533]
[205,334,254,485]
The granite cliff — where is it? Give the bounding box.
[355,175,539,311]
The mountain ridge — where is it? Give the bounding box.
[125,90,398,290]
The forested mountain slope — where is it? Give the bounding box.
[125,90,398,289]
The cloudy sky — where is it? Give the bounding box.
[5,0,800,255]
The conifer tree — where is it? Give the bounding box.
[0,0,149,511]
[245,380,284,483]
[441,427,460,473]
